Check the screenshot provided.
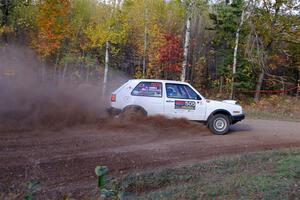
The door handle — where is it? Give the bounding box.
[166,100,174,103]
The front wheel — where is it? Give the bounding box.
[208,114,230,135]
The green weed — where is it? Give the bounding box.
[122,149,300,200]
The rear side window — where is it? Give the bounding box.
[131,82,162,97]
[166,83,201,100]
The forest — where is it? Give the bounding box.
[1,1,300,199]
[0,0,299,100]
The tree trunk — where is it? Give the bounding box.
[280,76,284,96]
[254,71,264,102]
[181,13,191,82]
[297,70,300,98]
[40,61,46,82]
[297,79,300,98]
[86,65,90,82]
[103,40,109,95]
[253,0,281,101]
[230,9,245,99]
[62,62,68,80]
[54,51,60,81]
[0,0,9,42]
[219,76,224,94]
[142,6,148,78]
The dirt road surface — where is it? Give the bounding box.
[1,118,300,198]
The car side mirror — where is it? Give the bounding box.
[196,95,201,100]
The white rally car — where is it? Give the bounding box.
[109,79,245,135]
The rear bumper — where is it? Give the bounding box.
[231,114,245,124]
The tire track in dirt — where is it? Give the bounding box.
[0,119,299,198]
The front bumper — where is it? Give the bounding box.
[231,114,245,124]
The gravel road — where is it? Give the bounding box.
[1,118,299,198]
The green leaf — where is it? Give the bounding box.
[24,193,33,200]
[100,188,114,198]
[26,180,40,191]
[98,175,106,188]
[95,166,109,176]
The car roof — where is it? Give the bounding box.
[129,79,188,85]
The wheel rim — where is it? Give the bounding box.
[213,117,227,132]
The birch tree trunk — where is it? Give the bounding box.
[102,0,116,95]
[181,14,191,82]
[230,9,245,99]
[102,40,109,95]
[142,6,148,78]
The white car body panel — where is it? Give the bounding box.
[111,79,244,122]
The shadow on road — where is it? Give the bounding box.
[230,123,253,133]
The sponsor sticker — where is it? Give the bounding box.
[175,100,196,110]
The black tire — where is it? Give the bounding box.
[106,107,121,118]
[119,106,147,119]
[208,114,230,135]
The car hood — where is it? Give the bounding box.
[206,99,241,110]
[221,100,237,105]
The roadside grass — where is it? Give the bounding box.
[242,96,300,122]
[203,93,300,122]
[244,108,300,122]
[122,149,300,200]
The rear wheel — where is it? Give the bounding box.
[119,106,147,119]
[208,114,230,135]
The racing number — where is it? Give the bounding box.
[185,101,195,107]
[175,100,196,110]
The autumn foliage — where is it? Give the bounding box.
[146,33,183,79]
[32,0,71,58]
[158,33,183,73]
[0,0,299,97]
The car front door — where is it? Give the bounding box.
[164,83,206,120]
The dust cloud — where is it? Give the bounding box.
[101,115,209,136]
[0,44,128,131]
[0,44,207,134]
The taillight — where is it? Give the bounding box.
[111,94,116,102]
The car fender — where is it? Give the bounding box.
[206,109,232,124]
[122,104,148,115]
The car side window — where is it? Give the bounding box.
[131,82,162,97]
[166,83,201,100]
[166,84,181,98]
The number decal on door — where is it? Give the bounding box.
[175,100,196,110]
